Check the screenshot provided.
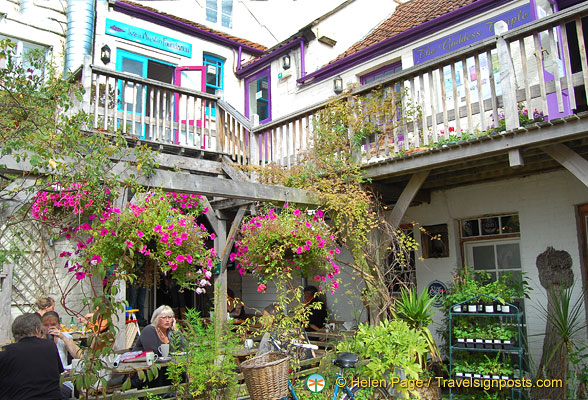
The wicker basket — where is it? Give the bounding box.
[240,351,290,400]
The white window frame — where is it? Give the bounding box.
[205,0,233,29]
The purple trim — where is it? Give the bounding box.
[113,1,264,56]
[300,39,306,77]
[236,37,304,78]
[360,62,402,85]
[244,67,272,124]
[238,46,242,70]
[297,0,513,85]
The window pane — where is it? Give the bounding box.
[206,65,217,86]
[221,0,232,28]
[497,243,521,269]
[501,215,520,233]
[472,245,495,270]
[248,76,269,121]
[222,14,232,28]
[206,0,217,22]
[481,217,500,235]
[462,219,479,237]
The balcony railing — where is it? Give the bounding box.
[81,65,252,164]
[249,1,588,167]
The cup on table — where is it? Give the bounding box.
[145,351,158,366]
[158,343,170,358]
[244,339,254,349]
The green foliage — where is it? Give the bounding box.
[167,308,239,400]
[394,287,441,371]
[337,320,427,398]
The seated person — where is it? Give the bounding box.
[35,296,55,317]
[227,288,247,320]
[0,313,63,400]
[257,304,279,355]
[42,311,83,399]
[131,305,185,388]
[303,285,327,332]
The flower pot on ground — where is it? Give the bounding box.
[456,338,465,347]
[484,339,494,349]
[503,340,514,350]
[453,305,463,313]
[475,339,484,349]
[493,339,502,350]
[466,339,475,348]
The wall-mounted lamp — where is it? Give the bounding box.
[282,54,291,70]
[333,75,343,94]
[100,44,111,65]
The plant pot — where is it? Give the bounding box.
[475,339,484,348]
[503,340,514,350]
[501,375,510,381]
[466,339,475,348]
[493,339,502,349]
[484,340,494,349]
[483,303,495,313]
[501,304,512,313]
[473,374,482,379]
[453,305,463,313]
[456,338,465,347]
[492,375,500,380]
[467,304,478,313]
[464,373,472,379]
[455,372,464,378]
[483,374,491,380]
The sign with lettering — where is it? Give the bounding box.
[105,19,192,58]
[412,4,532,65]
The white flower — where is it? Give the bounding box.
[204,271,212,279]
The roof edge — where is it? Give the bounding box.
[111,0,265,56]
[297,0,512,86]
[235,37,304,78]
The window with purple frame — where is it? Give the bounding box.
[245,67,271,124]
[360,62,402,85]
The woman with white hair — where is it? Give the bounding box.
[132,305,185,356]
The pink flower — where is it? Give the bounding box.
[238,268,246,276]
[314,275,321,281]
[100,228,109,236]
[335,248,341,254]
[86,236,93,245]
[174,237,183,246]
[332,281,339,290]
[203,207,209,214]
[178,219,187,227]
[65,233,72,239]
[168,224,175,230]
[186,255,193,264]
[176,254,185,263]
[59,251,71,258]
[305,240,312,246]
[77,242,86,250]
[316,210,324,218]
[170,262,178,271]
[305,222,312,228]
[230,253,236,262]
[136,230,144,237]
[112,208,121,214]
[165,250,172,256]
[125,240,134,248]
[257,283,267,292]
[154,225,162,232]
[75,271,86,281]
[210,233,216,240]
[293,209,301,216]
[180,232,188,240]
[296,247,303,254]
[303,245,310,251]
[91,255,102,265]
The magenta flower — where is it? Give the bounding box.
[230,253,236,262]
[210,233,216,240]
[60,251,72,258]
[186,254,193,264]
[176,254,185,263]
[154,224,162,232]
[306,240,312,246]
[203,207,209,214]
[75,271,86,281]
[91,255,102,264]
[238,267,246,276]
[316,210,324,218]
[100,228,109,236]
[257,283,267,292]
[77,242,86,250]
[174,237,183,246]
[305,222,312,228]
[125,240,134,248]
[293,209,301,216]
[296,247,303,254]
[180,232,188,240]
[168,224,175,230]
[314,275,321,281]
[165,250,172,256]
[303,245,310,251]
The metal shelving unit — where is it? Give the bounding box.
[449,295,524,400]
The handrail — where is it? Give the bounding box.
[217,99,252,130]
[90,65,220,102]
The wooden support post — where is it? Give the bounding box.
[214,211,227,336]
[388,170,430,228]
[82,55,92,115]
[542,143,588,188]
[201,197,220,233]
[508,148,525,168]
[0,263,13,344]
[495,21,519,132]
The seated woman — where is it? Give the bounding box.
[35,296,55,317]
[131,305,185,388]
[41,311,82,399]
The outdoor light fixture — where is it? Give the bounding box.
[100,44,111,65]
[333,75,343,94]
[282,54,291,70]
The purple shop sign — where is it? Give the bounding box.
[413,4,532,65]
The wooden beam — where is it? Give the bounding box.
[508,148,525,168]
[0,155,319,205]
[209,198,253,210]
[388,171,430,228]
[119,153,223,175]
[200,197,220,233]
[542,143,588,188]
[221,206,247,268]
[222,156,250,181]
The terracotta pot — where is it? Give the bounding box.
[412,383,441,399]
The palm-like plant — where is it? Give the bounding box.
[394,287,441,367]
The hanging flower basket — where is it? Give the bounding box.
[231,206,341,293]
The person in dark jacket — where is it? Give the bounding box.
[0,313,63,400]
[303,285,327,332]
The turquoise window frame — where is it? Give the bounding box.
[203,54,224,118]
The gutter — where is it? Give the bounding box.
[296,0,512,85]
[111,1,265,56]
[235,37,305,78]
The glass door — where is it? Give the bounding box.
[174,66,206,146]
[116,50,148,137]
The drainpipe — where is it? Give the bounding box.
[237,45,242,70]
[65,0,95,75]
[299,38,305,78]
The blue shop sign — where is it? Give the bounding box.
[413,4,532,65]
[105,19,192,58]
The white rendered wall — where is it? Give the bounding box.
[0,0,67,69]
[403,169,588,367]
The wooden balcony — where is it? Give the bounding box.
[82,2,588,192]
